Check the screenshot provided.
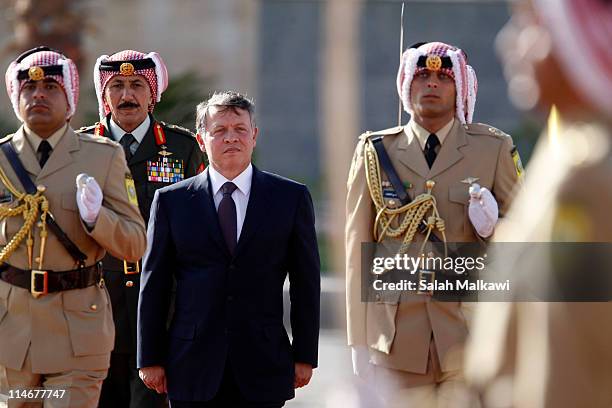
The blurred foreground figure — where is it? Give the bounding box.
[465,1,612,407]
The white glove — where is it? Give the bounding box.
[76,173,103,225]
[351,345,372,378]
[468,183,498,238]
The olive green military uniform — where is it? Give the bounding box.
[78,114,204,408]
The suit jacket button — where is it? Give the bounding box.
[126,281,134,287]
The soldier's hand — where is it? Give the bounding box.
[294,362,313,388]
[351,345,372,378]
[75,173,103,224]
[468,183,498,238]
[139,365,167,394]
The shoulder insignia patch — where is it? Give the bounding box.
[489,127,507,137]
[76,125,96,134]
[359,126,404,140]
[511,146,524,179]
[159,121,195,137]
[465,123,510,139]
[124,173,138,206]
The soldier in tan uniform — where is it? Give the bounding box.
[465,1,612,407]
[345,41,522,407]
[0,47,146,407]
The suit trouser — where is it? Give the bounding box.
[98,352,167,408]
[370,338,476,408]
[0,350,107,408]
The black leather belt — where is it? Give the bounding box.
[0,262,103,297]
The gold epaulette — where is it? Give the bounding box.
[359,125,404,141]
[76,124,97,134]
[158,121,196,138]
[464,122,511,139]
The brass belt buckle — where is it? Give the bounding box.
[417,269,435,296]
[123,260,140,275]
[31,269,48,298]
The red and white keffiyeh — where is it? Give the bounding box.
[94,50,169,119]
[534,0,612,117]
[397,42,478,124]
[5,47,79,121]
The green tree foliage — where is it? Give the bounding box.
[154,71,214,132]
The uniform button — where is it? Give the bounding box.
[90,304,98,311]
[126,281,134,288]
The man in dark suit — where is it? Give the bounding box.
[79,49,205,408]
[137,91,320,407]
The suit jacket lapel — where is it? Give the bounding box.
[37,127,78,181]
[427,120,467,179]
[234,166,269,257]
[189,168,229,256]
[397,127,430,179]
[11,127,40,177]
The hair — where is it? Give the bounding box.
[195,91,255,134]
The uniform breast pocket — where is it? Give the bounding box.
[61,192,78,212]
[448,185,470,237]
[62,285,114,356]
[0,197,18,245]
[60,192,81,238]
[0,280,11,325]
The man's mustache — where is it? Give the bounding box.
[118,101,140,109]
[29,102,49,109]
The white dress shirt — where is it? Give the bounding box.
[409,118,455,151]
[109,115,151,155]
[24,123,67,162]
[208,164,253,240]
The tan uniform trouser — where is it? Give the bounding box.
[371,338,477,408]
[0,350,107,408]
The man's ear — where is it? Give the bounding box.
[196,133,205,152]
[64,95,71,121]
[252,127,258,148]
